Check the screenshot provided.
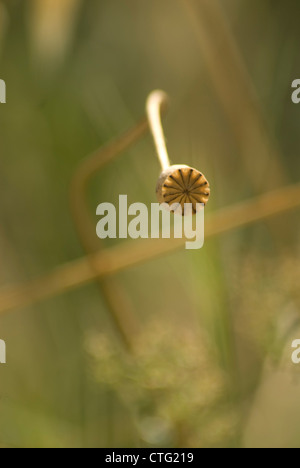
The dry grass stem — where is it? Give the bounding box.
[146,90,170,171]
[182,0,286,192]
[1,182,300,315]
[70,117,150,349]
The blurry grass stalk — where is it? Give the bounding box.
[0,2,8,55]
[182,0,286,191]
[70,117,149,251]
[1,181,300,316]
[69,91,168,350]
[70,117,150,350]
[28,0,82,66]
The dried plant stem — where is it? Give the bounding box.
[1,182,300,315]
[182,0,286,192]
[146,90,170,171]
[70,117,149,249]
[70,96,169,349]
[70,117,149,350]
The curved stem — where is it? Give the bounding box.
[1,182,300,315]
[70,117,149,350]
[70,117,149,251]
[146,90,171,171]
[70,92,169,350]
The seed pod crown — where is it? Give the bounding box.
[156,164,210,215]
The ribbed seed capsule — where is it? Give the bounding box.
[156,165,210,215]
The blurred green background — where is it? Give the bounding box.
[0,0,300,448]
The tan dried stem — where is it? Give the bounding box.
[146,90,211,212]
[146,90,170,171]
[0,182,300,315]
[70,117,149,350]
[182,0,286,192]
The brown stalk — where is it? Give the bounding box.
[70,116,149,350]
[1,182,300,315]
[182,0,286,191]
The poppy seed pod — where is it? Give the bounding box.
[156,164,210,215]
